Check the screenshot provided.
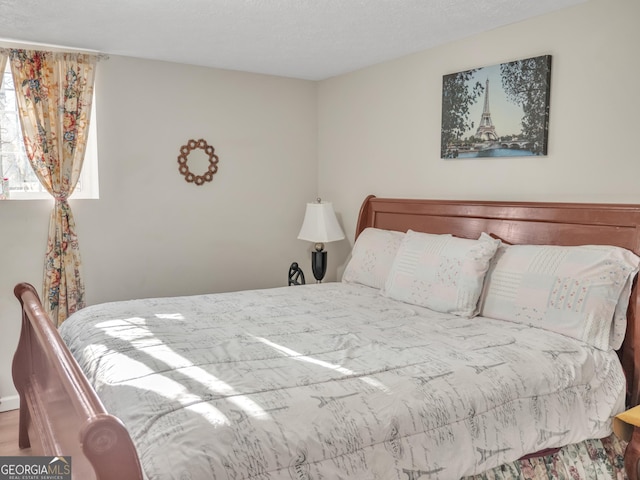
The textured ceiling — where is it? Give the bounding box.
[0,0,586,80]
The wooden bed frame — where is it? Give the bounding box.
[13,195,640,479]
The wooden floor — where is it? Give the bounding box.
[0,409,31,456]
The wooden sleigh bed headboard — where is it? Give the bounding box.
[356,195,640,408]
[12,194,640,480]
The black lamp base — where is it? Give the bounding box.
[311,250,327,283]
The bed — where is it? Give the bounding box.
[12,195,640,479]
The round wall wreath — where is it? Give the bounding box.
[177,139,219,185]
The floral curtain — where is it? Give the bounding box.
[0,53,5,200]
[9,49,98,327]
[0,52,6,88]
[0,52,5,194]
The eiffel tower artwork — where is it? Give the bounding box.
[475,79,498,142]
[441,54,552,158]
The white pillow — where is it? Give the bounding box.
[479,241,640,351]
[382,230,500,317]
[342,228,405,289]
[610,274,634,350]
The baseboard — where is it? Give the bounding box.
[0,394,19,412]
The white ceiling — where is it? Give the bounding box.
[0,0,586,81]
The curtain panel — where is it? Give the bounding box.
[9,49,98,326]
[0,51,6,197]
[0,52,6,87]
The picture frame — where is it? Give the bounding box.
[441,55,552,159]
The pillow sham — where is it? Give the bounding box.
[382,230,500,317]
[479,239,640,351]
[342,227,405,289]
[611,274,635,350]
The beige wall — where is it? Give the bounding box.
[318,0,640,247]
[0,56,317,409]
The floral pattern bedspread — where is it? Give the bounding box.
[59,283,627,480]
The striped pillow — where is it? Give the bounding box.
[382,230,500,317]
[480,242,640,350]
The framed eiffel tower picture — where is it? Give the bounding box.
[441,55,552,159]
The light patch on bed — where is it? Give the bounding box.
[254,336,391,393]
[95,317,148,329]
[98,349,230,427]
[95,318,162,349]
[99,325,270,422]
[154,313,186,320]
[143,344,270,420]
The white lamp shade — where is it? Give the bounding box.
[297,201,345,243]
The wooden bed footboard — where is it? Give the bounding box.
[13,283,144,480]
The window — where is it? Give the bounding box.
[0,62,99,199]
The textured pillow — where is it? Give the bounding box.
[382,230,500,317]
[611,275,635,350]
[479,241,640,351]
[342,228,405,289]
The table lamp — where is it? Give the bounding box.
[297,198,345,283]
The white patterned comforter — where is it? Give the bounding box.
[59,283,626,480]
